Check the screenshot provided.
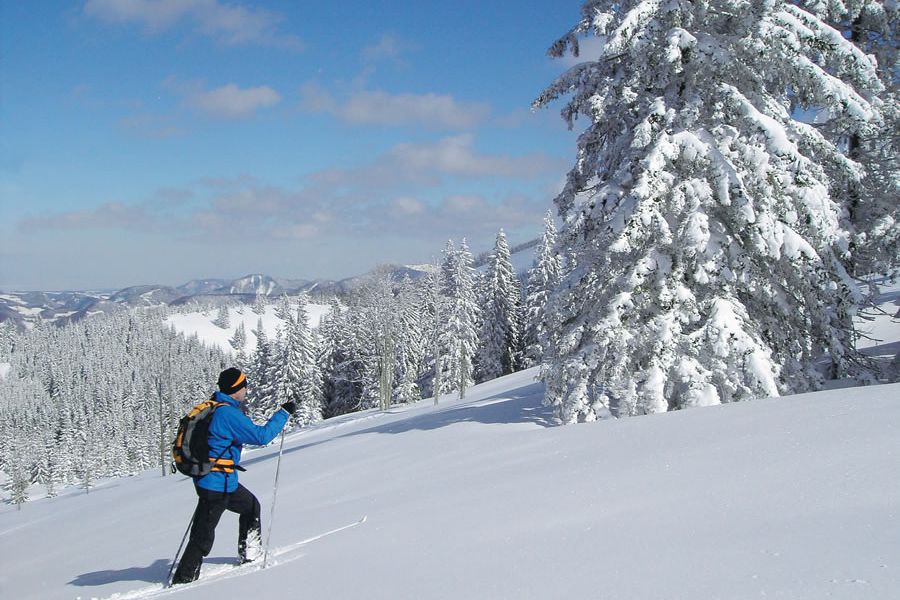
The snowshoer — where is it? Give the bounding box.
[172,367,296,585]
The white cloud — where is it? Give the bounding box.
[387,134,559,178]
[181,82,281,119]
[84,0,303,48]
[19,133,561,248]
[118,113,186,139]
[443,194,484,214]
[300,83,488,130]
[271,223,319,240]
[19,202,156,232]
[390,196,426,217]
[361,192,550,242]
[308,134,563,193]
[361,34,402,64]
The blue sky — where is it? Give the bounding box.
[1,0,586,291]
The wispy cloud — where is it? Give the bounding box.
[166,80,281,119]
[84,0,303,49]
[119,113,187,138]
[357,192,550,242]
[189,83,281,118]
[353,34,414,87]
[387,134,557,178]
[361,34,403,64]
[19,202,158,232]
[19,136,559,245]
[300,83,489,130]
[309,134,563,191]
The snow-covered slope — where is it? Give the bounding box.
[1,367,898,599]
[165,304,331,355]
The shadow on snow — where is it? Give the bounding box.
[70,558,170,586]
[71,380,550,588]
[71,556,239,587]
[241,380,553,466]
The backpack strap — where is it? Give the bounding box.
[205,402,247,474]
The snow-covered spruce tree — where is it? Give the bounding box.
[246,318,277,421]
[438,240,481,400]
[800,1,899,279]
[393,276,427,405]
[421,268,444,404]
[212,305,231,329]
[477,229,524,382]
[0,320,16,357]
[3,446,29,509]
[276,296,324,427]
[253,291,267,316]
[523,211,562,368]
[229,321,247,353]
[534,0,882,422]
[317,298,353,417]
[275,294,294,322]
[803,1,900,378]
[275,307,303,428]
[364,270,396,411]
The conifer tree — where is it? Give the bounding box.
[799,1,898,280]
[247,319,276,421]
[477,229,524,381]
[229,321,247,353]
[318,299,368,416]
[523,211,562,367]
[276,296,324,427]
[422,268,444,405]
[374,282,396,412]
[438,240,481,400]
[275,294,294,322]
[253,292,267,316]
[3,450,29,509]
[534,0,882,422]
[0,321,16,357]
[213,305,231,329]
[394,276,427,404]
[317,299,344,416]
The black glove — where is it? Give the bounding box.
[281,401,297,415]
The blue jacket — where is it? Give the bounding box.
[195,392,289,493]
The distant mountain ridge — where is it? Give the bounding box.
[0,268,413,329]
[0,237,540,330]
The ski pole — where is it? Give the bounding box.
[263,428,286,568]
[165,512,195,587]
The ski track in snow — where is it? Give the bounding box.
[100,516,367,600]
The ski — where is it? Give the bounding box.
[103,516,367,600]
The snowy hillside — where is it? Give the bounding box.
[1,283,895,599]
[165,304,331,355]
[1,367,898,599]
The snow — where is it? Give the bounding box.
[0,362,10,380]
[2,364,899,599]
[165,304,330,355]
[1,280,896,599]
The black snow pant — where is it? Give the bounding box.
[172,483,262,584]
